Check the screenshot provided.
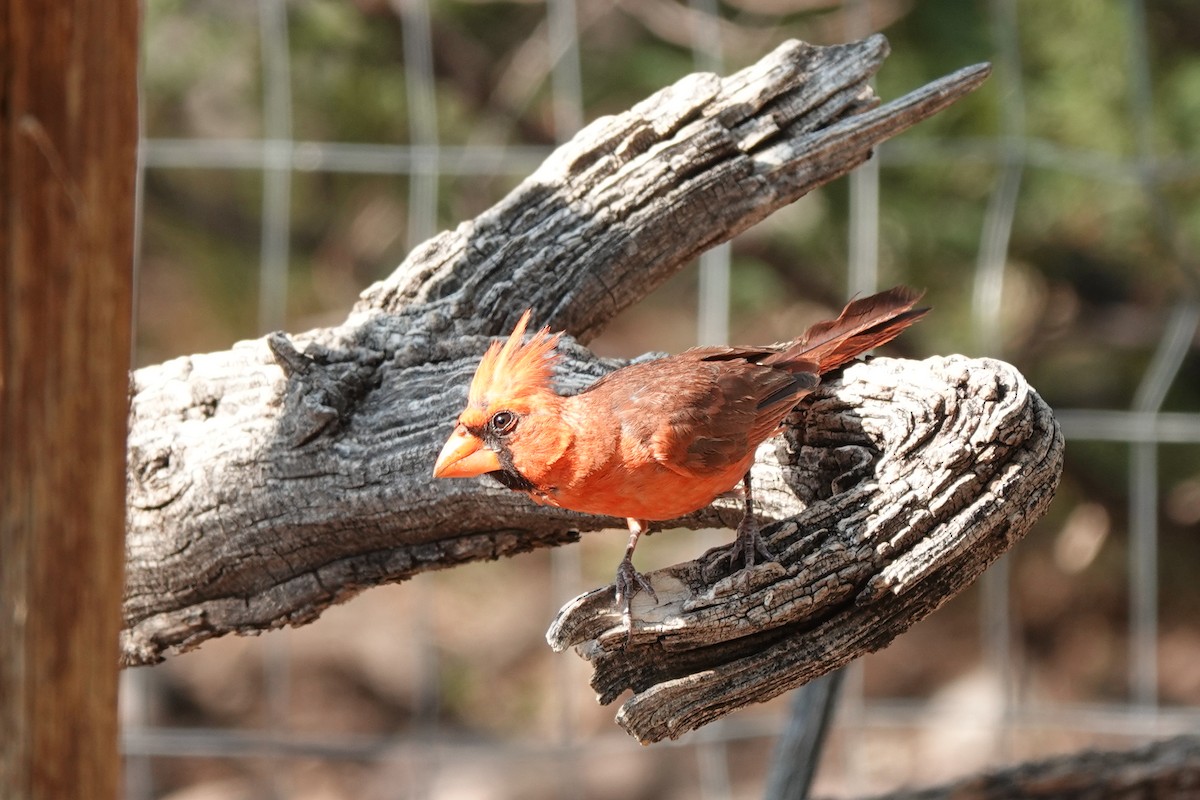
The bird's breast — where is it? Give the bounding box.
[545,458,748,521]
[528,383,755,521]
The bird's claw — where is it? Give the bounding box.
[614,556,658,609]
[614,556,657,647]
[705,517,776,584]
[731,515,776,569]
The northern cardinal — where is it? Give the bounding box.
[434,286,927,616]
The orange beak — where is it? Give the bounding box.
[433,425,502,478]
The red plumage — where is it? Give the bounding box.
[435,286,928,620]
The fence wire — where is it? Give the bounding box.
[124,1,1200,798]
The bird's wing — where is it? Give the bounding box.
[589,352,816,478]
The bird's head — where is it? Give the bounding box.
[433,310,565,486]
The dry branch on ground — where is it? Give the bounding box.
[872,735,1200,800]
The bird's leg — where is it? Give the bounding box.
[614,518,658,633]
[728,470,775,570]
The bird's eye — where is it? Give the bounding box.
[489,410,518,435]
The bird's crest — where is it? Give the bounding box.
[468,309,561,409]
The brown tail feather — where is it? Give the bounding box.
[772,286,928,375]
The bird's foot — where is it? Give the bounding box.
[731,513,776,570]
[614,556,657,647]
[712,516,776,584]
[614,555,658,609]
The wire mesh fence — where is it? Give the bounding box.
[124,0,1200,797]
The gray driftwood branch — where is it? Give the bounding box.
[123,34,1001,691]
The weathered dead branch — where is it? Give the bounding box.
[123,33,1004,741]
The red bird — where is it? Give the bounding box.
[434,287,927,614]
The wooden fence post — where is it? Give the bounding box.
[1,0,138,797]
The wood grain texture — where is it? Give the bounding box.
[0,0,137,796]
[547,355,1063,742]
[873,735,1200,800]
[121,36,997,675]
